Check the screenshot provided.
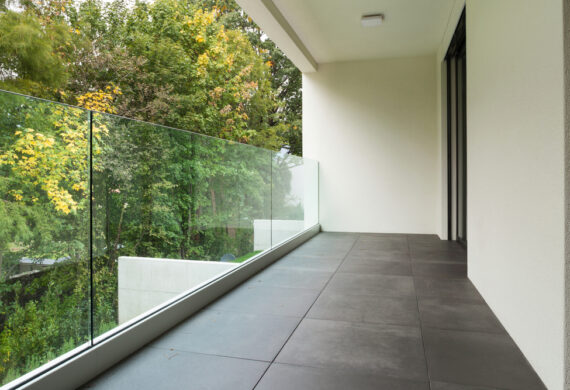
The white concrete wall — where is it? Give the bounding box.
[303,56,438,233]
[118,257,238,324]
[466,1,565,389]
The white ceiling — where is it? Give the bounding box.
[271,0,458,63]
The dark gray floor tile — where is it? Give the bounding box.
[411,250,467,263]
[409,240,465,252]
[289,246,350,258]
[207,284,320,317]
[418,297,504,333]
[407,234,441,242]
[272,253,344,271]
[83,232,547,390]
[300,236,356,247]
[317,232,360,239]
[245,267,333,290]
[353,239,409,252]
[325,273,415,297]
[339,258,412,276]
[256,363,430,390]
[414,278,483,302]
[84,348,268,390]
[307,290,419,326]
[346,249,412,261]
[412,263,467,279]
[151,310,299,361]
[423,328,546,390]
[430,381,500,390]
[276,319,428,381]
[358,233,409,240]
[347,249,412,262]
[297,242,354,253]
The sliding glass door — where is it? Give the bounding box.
[446,10,467,246]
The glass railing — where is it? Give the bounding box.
[0,89,318,387]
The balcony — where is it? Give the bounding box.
[83,232,544,390]
[0,89,319,389]
[1,0,568,389]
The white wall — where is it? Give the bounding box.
[118,257,237,324]
[466,1,565,389]
[303,56,438,233]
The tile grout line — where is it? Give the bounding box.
[148,345,274,364]
[408,235,433,390]
[251,235,359,390]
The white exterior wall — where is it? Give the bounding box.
[466,1,565,389]
[303,55,438,234]
[118,257,238,324]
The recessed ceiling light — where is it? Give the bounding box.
[361,13,384,27]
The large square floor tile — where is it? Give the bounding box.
[407,234,441,242]
[207,284,320,317]
[353,238,409,252]
[411,250,467,263]
[276,318,428,381]
[358,233,408,240]
[412,263,467,279]
[273,253,345,272]
[287,246,349,259]
[418,297,503,333]
[414,278,483,302]
[244,267,332,290]
[152,310,300,361]
[339,258,412,276]
[256,363,430,390]
[423,328,546,389]
[346,249,412,262]
[409,240,465,252]
[430,382,499,390]
[84,348,268,390]
[299,239,356,251]
[307,290,419,326]
[325,273,416,297]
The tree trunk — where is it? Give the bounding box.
[109,202,127,268]
[209,181,217,216]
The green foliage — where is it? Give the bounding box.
[232,250,261,263]
[0,10,72,96]
[0,0,306,385]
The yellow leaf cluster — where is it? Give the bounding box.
[0,107,90,215]
[184,9,218,44]
[76,84,122,114]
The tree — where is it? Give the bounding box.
[0,10,72,98]
[0,0,305,384]
[197,0,303,154]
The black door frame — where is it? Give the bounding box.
[446,9,467,247]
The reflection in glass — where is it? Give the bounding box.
[0,89,318,386]
[271,151,318,246]
[91,114,273,327]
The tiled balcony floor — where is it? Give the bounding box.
[84,233,546,390]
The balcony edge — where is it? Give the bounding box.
[16,224,320,390]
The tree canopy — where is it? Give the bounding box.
[0,0,306,384]
[0,0,302,153]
